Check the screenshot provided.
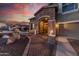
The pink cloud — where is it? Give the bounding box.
[0,3,47,16]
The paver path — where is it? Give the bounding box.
[27,35,52,56]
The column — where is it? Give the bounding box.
[48,19,56,36]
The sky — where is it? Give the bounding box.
[0,3,47,23]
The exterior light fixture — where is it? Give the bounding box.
[55,23,59,29]
[45,18,48,20]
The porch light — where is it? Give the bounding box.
[55,23,59,29]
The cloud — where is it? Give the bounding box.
[0,3,47,22]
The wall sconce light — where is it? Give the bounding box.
[55,23,59,29]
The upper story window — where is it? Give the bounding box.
[62,3,78,13]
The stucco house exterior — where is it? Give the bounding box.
[29,4,58,36]
[57,3,79,39]
[29,3,79,40]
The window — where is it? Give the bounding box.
[62,3,78,12]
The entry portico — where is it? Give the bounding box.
[32,4,58,35]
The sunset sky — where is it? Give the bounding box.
[0,3,47,22]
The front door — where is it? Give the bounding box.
[38,17,48,34]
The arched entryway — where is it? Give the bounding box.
[38,17,49,34]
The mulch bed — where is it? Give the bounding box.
[0,37,29,56]
[68,39,79,56]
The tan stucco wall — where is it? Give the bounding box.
[57,11,79,22]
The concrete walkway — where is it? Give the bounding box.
[56,37,77,56]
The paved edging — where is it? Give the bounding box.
[22,36,31,56]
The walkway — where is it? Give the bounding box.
[27,34,56,56]
[56,36,77,56]
[24,35,78,56]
